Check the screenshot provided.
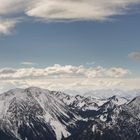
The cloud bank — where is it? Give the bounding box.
[0,0,140,34]
[0,78,140,94]
[0,64,130,79]
[0,64,138,93]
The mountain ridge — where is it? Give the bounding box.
[0,87,139,140]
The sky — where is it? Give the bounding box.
[0,0,140,93]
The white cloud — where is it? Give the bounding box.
[26,0,140,21]
[0,0,27,15]
[21,61,37,66]
[0,64,130,79]
[128,51,140,60]
[0,0,26,34]
[0,0,140,34]
[0,19,18,35]
[106,67,131,78]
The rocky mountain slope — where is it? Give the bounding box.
[0,87,139,140]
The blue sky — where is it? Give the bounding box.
[0,14,140,73]
[0,0,140,92]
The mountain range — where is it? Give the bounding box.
[0,87,140,140]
